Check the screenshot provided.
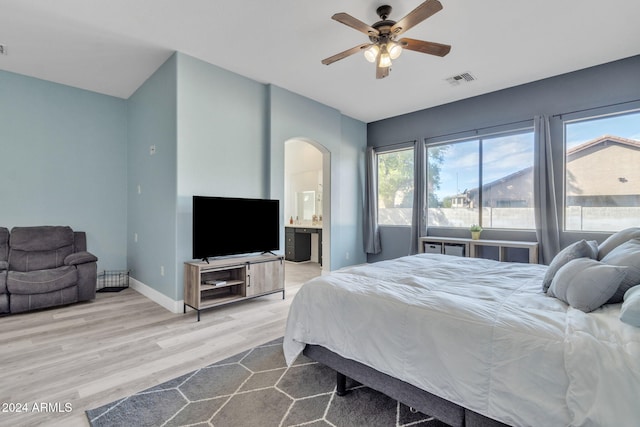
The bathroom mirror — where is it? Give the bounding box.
[296,191,315,220]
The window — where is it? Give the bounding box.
[377,147,414,226]
[428,139,479,227]
[564,110,640,232]
[427,130,535,229]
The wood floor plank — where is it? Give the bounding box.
[0,261,320,427]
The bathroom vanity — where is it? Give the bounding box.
[285,225,322,265]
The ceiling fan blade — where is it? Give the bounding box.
[399,38,451,56]
[332,12,380,36]
[376,64,390,79]
[321,43,371,65]
[391,0,443,36]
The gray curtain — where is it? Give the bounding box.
[533,115,560,264]
[410,140,425,254]
[363,147,381,254]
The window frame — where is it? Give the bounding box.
[425,125,535,231]
[561,107,640,233]
[375,143,415,227]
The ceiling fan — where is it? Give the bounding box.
[321,0,451,79]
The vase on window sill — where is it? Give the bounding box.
[470,225,482,240]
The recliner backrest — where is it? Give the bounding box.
[0,227,8,264]
[9,226,75,272]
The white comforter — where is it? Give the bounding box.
[283,254,640,427]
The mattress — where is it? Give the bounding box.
[283,253,640,426]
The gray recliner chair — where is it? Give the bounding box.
[0,227,8,313]
[6,226,98,313]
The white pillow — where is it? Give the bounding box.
[548,258,627,313]
[620,285,640,327]
[600,238,640,303]
[598,227,640,260]
[542,240,598,292]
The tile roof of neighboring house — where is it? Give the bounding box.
[464,166,533,195]
[567,134,640,156]
[460,134,639,196]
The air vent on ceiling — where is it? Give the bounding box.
[0,44,6,56]
[446,72,476,86]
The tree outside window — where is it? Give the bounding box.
[377,148,414,226]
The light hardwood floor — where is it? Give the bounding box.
[0,261,321,427]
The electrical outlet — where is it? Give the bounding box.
[137,185,141,194]
[346,252,350,260]
[150,145,156,155]
[160,265,165,276]
[134,233,138,243]
[0,44,6,55]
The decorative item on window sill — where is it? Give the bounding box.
[470,224,482,240]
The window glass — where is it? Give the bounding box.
[481,132,535,229]
[565,111,640,232]
[427,130,534,229]
[427,140,479,227]
[377,148,414,226]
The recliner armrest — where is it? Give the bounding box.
[64,251,98,266]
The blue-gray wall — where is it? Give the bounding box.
[0,53,366,307]
[176,53,269,297]
[0,69,128,272]
[126,54,179,300]
[125,53,367,303]
[367,55,640,262]
[269,85,367,271]
[4,50,638,302]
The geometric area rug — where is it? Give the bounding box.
[86,337,449,427]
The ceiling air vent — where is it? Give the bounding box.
[446,72,476,86]
[0,44,6,56]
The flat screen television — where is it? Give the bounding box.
[192,196,280,261]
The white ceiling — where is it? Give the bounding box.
[1,0,639,123]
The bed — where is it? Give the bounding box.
[283,246,640,427]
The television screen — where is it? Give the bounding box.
[192,196,280,260]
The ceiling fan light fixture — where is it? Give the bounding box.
[379,51,392,68]
[378,43,392,67]
[322,1,451,79]
[387,41,403,59]
[364,44,379,63]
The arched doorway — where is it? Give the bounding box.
[284,138,331,273]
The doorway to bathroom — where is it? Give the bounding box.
[284,138,330,279]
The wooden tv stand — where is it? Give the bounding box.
[183,254,285,321]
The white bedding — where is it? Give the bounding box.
[283,254,640,427]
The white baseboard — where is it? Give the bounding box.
[129,277,183,314]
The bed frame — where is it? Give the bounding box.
[303,344,509,427]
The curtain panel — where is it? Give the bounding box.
[410,140,426,254]
[363,147,382,254]
[533,115,561,264]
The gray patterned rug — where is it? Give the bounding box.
[86,337,448,427]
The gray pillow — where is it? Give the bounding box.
[542,240,598,292]
[598,227,640,260]
[620,285,640,327]
[601,238,640,303]
[548,258,627,313]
